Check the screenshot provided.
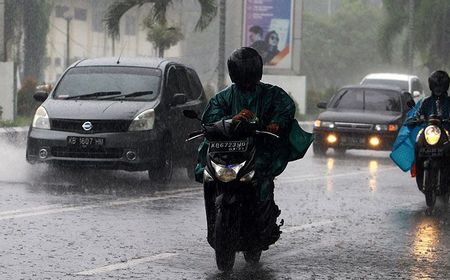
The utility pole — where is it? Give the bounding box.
[0,0,5,62]
[65,14,72,68]
[408,0,414,73]
[217,0,226,91]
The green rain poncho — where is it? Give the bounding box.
[195,82,309,185]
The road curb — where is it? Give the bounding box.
[0,126,28,144]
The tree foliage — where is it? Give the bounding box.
[4,0,51,82]
[23,1,52,81]
[144,20,184,57]
[379,0,450,71]
[103,0,217,56]
[301,0,386,91]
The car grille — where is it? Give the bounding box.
[51,147,123,159]
[335,122,373,130]
[51,119,132,134]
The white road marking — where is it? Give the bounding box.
[74,252,178,276]
[0,167,400,221]
[0,188,202,221]
[278,167,398,184]
[73,220,339,276]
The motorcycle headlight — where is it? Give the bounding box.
[211,161,246,183]
[32,106,50,129]
[129,109,155,131]
[424,125,441,145]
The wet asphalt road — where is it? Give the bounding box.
[1,140,450,279]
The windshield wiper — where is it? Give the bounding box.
[65,91,122,100]
[98,91,154,100]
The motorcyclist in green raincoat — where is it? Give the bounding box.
[195,47,307,248]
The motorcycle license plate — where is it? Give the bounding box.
[419,147,443,157]
[67,136,105,148]
[209,140,248,153]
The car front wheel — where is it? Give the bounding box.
[148,136,173,184]
[313,142,327,156]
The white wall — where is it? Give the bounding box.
[262,74,306,115]
[0,62,14,120]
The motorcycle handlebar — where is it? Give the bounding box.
[185,129,280,142]
[406,117,450,127]
[255,130,280,139]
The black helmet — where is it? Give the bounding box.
[227,47,263,89]
[428,70,449,97]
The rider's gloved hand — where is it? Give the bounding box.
[266,123,280,134]
[232,109,255,122]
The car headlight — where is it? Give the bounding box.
[375,124,398,132]
[211,160,246,183]
[374,124,387,131]
[424,125,441,145]
[32,106,50,129]
[314,120,334,128]
[129,109,155,131]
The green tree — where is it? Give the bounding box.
[301,0,386,91]
[23,1,52,81]
[144,20,184,57]
[103,0,217,56]
[4,0,51,81]
[378,0,450,71]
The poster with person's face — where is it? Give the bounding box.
[243,0,293,69]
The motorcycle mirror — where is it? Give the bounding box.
[407,99,416,109]
[183,110,199,120]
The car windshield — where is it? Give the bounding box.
[362,79,408,91]
[330,88,402,112]
[53,66,161,101]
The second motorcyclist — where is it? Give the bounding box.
[414,70,450,120]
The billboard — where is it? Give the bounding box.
[243,0,293,69]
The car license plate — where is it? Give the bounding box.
[67,136,105,148]
[341,137,365,145]
[209,140,248,153]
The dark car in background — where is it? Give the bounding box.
[26,57,207,183]
[313,85,414,156]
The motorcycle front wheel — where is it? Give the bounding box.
[214,207,236,271]
[243,250,262,264]
[425,190,436,208]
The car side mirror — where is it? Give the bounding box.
[171,93,188,106]
[317,101,327,109]
[412,91,421,98]
[33,91,49,102]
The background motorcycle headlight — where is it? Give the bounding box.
[211,161,246,183]
[129,109,155,131]
[32,106,50,129]
[424,125,441,145]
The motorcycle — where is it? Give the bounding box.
[408,99,450,213]
[183,110,281,271]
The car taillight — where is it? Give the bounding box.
[388,124,398,132]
